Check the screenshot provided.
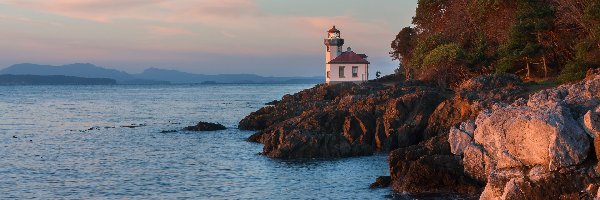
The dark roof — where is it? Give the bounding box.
[358,54,368,59]
[328,51,370,64]
[328,26,340,33]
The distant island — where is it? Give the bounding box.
[0,63,324,85]
[0,74,116,85]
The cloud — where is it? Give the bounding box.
[149,26,192,36]
[2,0,261,23]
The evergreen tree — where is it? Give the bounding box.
[498,0,555,79]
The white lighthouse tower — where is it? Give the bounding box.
[324,26,344,66]
[324,26,370,84]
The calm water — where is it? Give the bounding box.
[0,84,392,199]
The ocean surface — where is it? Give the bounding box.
[0,84,392,199]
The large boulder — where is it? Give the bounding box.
[451,72,600,199]
[474,102,590,170]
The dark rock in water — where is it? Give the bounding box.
[389,134,483,195]
[264,100,279,106]
[247,132,263,143]
[160,130,178,133]
[184,121,226,131]
[369,176,392,188]
[121,124,147,128]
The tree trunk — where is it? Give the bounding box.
[526,57,531,80]
[542,56,548,78]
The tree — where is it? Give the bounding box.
[497,0,555,79]
[390,27,416,79]
[375,71,381,79]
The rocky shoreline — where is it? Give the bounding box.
[239,70,600,199]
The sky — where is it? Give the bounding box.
[0,0,417,76]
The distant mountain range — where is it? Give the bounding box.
[0,74,116,85]
[0,63,323,84]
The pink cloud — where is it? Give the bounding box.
[2,0,261,23]
[149,26,193,36]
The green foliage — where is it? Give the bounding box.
[469,0,500,17]
[496,55,517,73]
[558,60,588,83]
[558,1,600,83]
[497,0,554,74]
[422,43,463,67]
[410,34,446,69]
[464,34,492,69]
[394,63,404,75]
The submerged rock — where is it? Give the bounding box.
[369,176,392,188]
[184,121,226,131]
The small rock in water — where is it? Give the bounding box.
[369,176,392,188]
[160,130,178,133]
[184,121,226,131]
[264,100,279,105]
[120,124,146,128]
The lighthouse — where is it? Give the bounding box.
[324,26,370,84]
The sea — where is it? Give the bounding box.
[0,84,394,199]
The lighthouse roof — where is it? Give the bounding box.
[328,51,370,64]
[328,26,340,33]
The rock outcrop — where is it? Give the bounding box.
[246,82,445,158]
[184,121,227,131]
[425,74,526,138]
[449,72,600,199]
[389,134,483,195]
[239,83,356,131]
[385,74,526,195]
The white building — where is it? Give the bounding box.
[324,26,370,84]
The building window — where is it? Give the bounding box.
[339,66,345,78]
[352,66,358,77]
[326,46,330,52]
[327,71,330,78]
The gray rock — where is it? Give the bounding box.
[448,120,475,156]
[582,106,600,137]
[474,102,589,171]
